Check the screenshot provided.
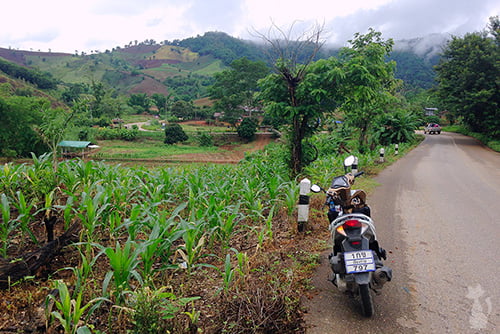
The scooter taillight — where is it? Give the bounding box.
[336,219,363,236]
[344,219,362,228]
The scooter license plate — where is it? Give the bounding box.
[344,251,376,274]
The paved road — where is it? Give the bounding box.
[304,132,500,333]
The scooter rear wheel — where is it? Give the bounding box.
[359,284,374,317]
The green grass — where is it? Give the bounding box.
[180,123,234,133]
[129,119,234,133]
[192,59,225,76]
[147,63,184,74]
[121,114,156,123]
[93,139,219,159]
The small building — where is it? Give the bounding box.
[424,108,438,116]
[111,118,124,128]
[58,141,99,158]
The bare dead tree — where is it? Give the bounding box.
[252,21,328,175]
[254,20,326,82]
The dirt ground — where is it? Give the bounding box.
[169,132,275,163]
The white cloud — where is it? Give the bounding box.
[0,0,498,53]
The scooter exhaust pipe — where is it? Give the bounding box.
[373,266,392,288]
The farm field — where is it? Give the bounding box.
[0,131,417,332]
[0,150,320,333]
[0,113,337,334]
[95,119,274,164]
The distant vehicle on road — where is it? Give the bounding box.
[424,123,441,134]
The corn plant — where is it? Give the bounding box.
[0,193,18,257]
[135,178,173,208]
[13,190,38,244]
[121,203,149,240]
[57,161,83,195]
[76,190,110,241]
[282,181,300,217]
[23,153,57,198]
[176,220,215,273]
[148,206,186,272]
[247,198,266,223]
[218,248,249,295]
[61,246,99,298]
[240,178,266,219]
[0,163,27,199]
[219,252,235,295]
[55,194,76,230]
[46,279,108,334]
[216,204,243,249]
[72,159,98,188]
[263,205,276,242]
[266,173,284,203]
[99,239,143,303]
[137,222,163,280]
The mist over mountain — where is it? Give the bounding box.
[394,33,449,62]
[0,31,447,98]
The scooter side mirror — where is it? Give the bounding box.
[344,155,356,167]
[310,184,322,193]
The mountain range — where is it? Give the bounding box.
[0,31,447,100]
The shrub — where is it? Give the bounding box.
[373,110,420,145]
[196,132,214,147]
[237,117,258,141]
[94,128,139,141]
[164,123,188,145]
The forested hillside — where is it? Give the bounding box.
[0,31,442,99]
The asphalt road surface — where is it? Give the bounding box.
[304,132,500,333]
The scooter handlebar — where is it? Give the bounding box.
[354,171,364,178]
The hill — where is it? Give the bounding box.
[0,31,446,99]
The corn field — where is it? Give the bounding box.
[0,152,305,333]
[0,140,414,333]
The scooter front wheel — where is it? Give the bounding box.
[359,284,374,317]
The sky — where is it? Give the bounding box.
[1,0,498,53]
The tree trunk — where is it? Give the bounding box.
[0,221,81,289]
[359,122,369,153]
[291,116,302,176]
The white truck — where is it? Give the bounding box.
[424,123,441,134]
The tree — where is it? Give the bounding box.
[209,57,269,127]
[237,117,259,141]
[257,23,339,175]
[338,29,400,152]
[0,94,46,157]
[435,17,500,137]
[36,106,77,171]
[171,100,194,119]
[151,93,167,114]
[61,83,90,106]
[128,93,151,113]
[90,81,105,118]
[164,123,188,144]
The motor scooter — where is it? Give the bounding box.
[311,155,392,317]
